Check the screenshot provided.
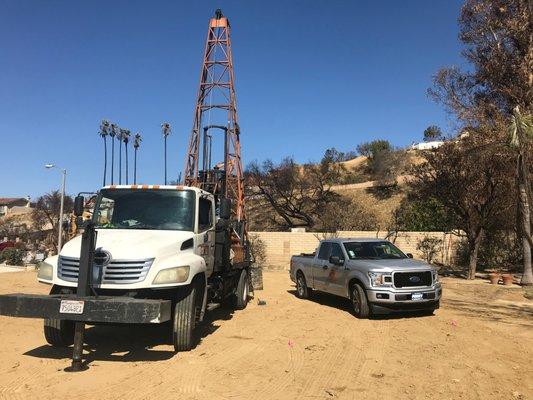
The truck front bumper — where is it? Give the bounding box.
[366,284,442,314]
[0,293,171,324]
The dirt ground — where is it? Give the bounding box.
[0,270,531,400]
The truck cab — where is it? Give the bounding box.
[37,184,251,350]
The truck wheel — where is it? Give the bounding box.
[44,318,75,347]
[44,286,75,347]
[172,286,198,352]
[296,271,311,299]
[233,269,250,310]
[350,283,370,319]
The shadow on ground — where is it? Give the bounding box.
[443,297,533,327]
[287,288,435,320]
[24,304,236,368]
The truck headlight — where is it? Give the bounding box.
[153,266,190,284]
[368,272,392,287]
[38,262,54,281]
[433,271,439,283]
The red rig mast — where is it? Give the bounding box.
[184,9,247,245]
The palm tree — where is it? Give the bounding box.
[118,128,127,184]
[133,133,142,184]
[509,107,533,286]
[122,129,131,184]
[109,123,118,184]
[162,123,171,184]
[99,120,110,186]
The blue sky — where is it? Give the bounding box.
[0,0,465,199]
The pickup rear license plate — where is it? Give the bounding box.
[411,293,423,301]
[59,300,85,314]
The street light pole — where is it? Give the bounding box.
[45,164,67,254]
[58,168,66,253]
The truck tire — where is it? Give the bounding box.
[233,269,250,310]
[296,271,312,299]
[172,286,197,352]
[350,283,370,319]
[44,318,75,347]
[44,285,75,347]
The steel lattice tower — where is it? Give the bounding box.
[184,9,245,224]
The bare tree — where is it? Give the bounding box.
[32,191,74,249]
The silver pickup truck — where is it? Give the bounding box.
[289,238,442,318]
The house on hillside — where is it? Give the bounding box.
[410,141,444,151]
[0,197,31,217]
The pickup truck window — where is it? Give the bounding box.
[343,241,407,260]
[317,242,332,260]
[330,243,344,260]
[94,189,195,231]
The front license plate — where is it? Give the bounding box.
[411,293,423,301]
[59,300,85,314]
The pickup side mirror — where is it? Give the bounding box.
[219,198,231,220]
[329,255,344,266]
[73,195,84,217]
[406,253,413,259]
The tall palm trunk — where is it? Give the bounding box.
[119,138,122,184]
[111,137,115,184]
[134,148,138,184]
[102,136,107,187]
[164,136,167,185]
[125,143,129,185]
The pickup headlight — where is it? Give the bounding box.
[38,261,54,281]
[153,266,190,284]
[368,272,392,287]
[433,271,439,283]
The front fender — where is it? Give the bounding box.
[343,270,370,297]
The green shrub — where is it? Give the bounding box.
[1,248,25,266]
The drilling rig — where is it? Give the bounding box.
[184,8,249,269]
[0,9,253,371]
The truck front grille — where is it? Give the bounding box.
[393,271,432,288]
[58,255,154,284]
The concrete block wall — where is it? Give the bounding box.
[250,230,460,269]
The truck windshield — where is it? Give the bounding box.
[93,189,195,231]
[343,241,407,260]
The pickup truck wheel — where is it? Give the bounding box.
[172,286,197,352]
[233,269,250,310]
[351,283,370,319]
[296,271,311,299]
[44,318,75,347]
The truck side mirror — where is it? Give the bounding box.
[73,195,84,217]
[220,198,231,220]
[329,255,344,266]
[406,253,413,259]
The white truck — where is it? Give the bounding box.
[34,184,251,351]
[290,238,442,318]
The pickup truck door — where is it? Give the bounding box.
[196,196,215,276]
[326,243,349,297]
[313,242,331,291]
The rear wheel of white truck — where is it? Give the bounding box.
[233,269,250,310]
[296,271,312,299]
[350,283,371,319]
[172,286,198,352]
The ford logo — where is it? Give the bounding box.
[409,276,421,283]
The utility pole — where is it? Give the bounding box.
[162,123,171,185]
[45,164,67,253]
[133,133,142,184]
